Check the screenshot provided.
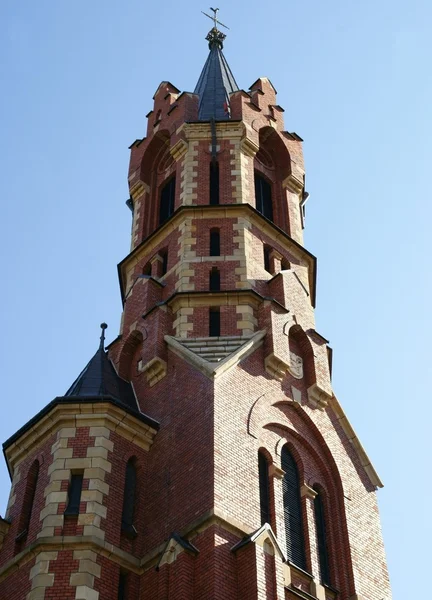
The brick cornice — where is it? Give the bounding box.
[0,509,254,582]
[3,401,158,474]
[117,204,317,307]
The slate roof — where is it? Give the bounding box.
[3,325,159,456]
[65,324,138,412]
[194,33,239,121]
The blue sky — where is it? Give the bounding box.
[1,1,430,597]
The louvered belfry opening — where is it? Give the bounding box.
[159,176,175,224]
[122,458,137,537]
[314,487,331,585]
[255,172,273,221]
[281,446,306,570]
[258,451,271,526]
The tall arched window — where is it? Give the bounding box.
[258,451,270,526]
[210,161,220,205]
[121,458,137,538]
[254,172,273,221]
[313,487,330,585]
[159,177,175,224]
[281,446,306,569]
[16,460,39,542]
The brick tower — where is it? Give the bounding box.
[0,17,391,600]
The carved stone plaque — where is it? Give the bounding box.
[288,352,303,379]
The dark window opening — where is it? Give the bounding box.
[118,571,127,600]
[281,447,306,570]
[314,488,330,585]
[281,258,290,271]
[122,458,137,538]
[64,473,83,516]
[264,246,271,273]
[143,262,151,276]
[255,172,273,221]
[210,161,220,205]
[210,229,220,256]
[16,460,39,542]
[209,307,220,337]
[159,177,175,224]
[209,267,221,291]
[160,250,168,276]
[258,452,271,526]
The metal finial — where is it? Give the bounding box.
[202,8,229,49]
[99,323,108,348]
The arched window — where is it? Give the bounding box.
[209,267,220,291]
[281,446,306,569]
[209,307,220,337]
[258,451,270,526]
[254,172,273,221]
[313,487,330,585]
[142,262,152,276]
[210,161,220,205]
[16,460,39,542]
[121,458,137,538]
[210,229,220,256]
[159,177,175,224]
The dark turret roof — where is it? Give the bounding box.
[65,323,137,412]
[194,28,239,121]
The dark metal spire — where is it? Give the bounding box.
[194,9,239,121]
[65,323,138,411]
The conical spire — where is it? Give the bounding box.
[194,16,239,121]
[65,323,138,412]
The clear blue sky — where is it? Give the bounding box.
[1,1,430,597]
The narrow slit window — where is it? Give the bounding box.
[209,267,220,291]
[118,572,127,600]
[159,177,176,224]
[143,262,151,276]
[264,246,271,273]
[281,446,306,570]
[210,161,220,205]
[64,473,83,516]
[314,488,330,585]
[209,307,220,337]
[258,451,271,526]
[122,458,137,538]
[161,250,168,276]
[255,172,273,221]
[210,229,220,256]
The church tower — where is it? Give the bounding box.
[0,15,391,600]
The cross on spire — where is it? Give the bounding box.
[201,7,230,31]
